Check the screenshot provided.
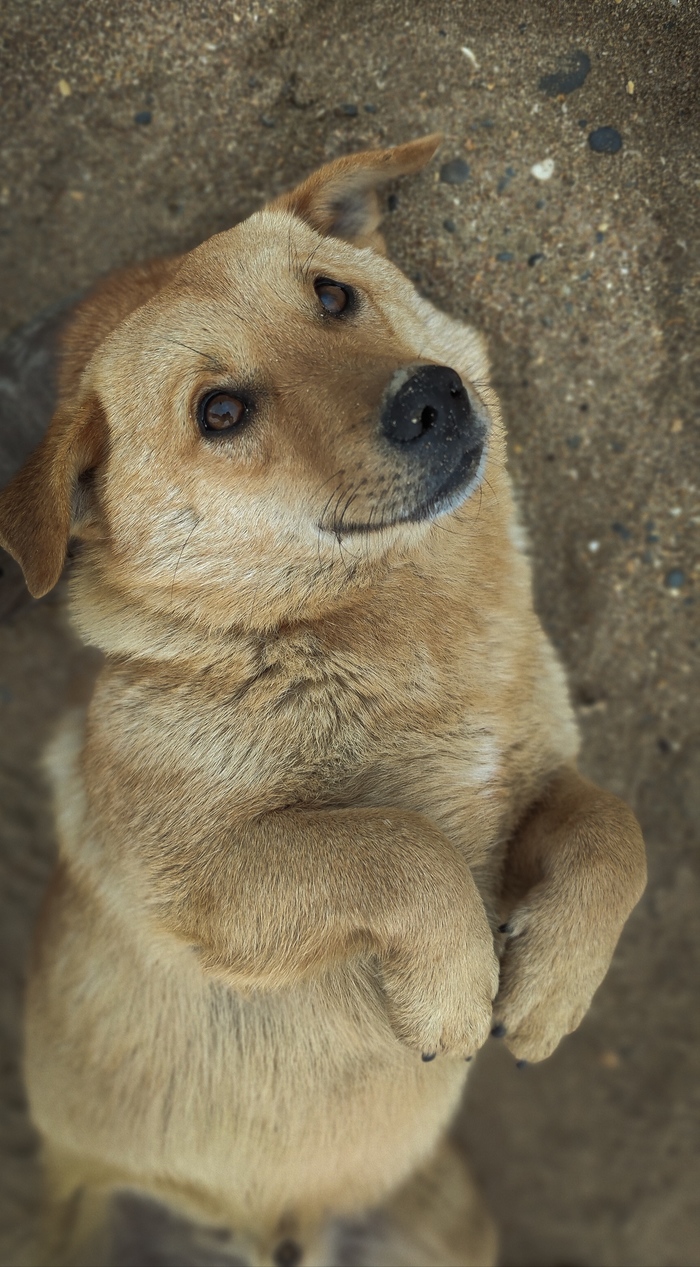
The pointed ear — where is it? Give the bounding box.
[0,393,106,598]
[271,133,442,249]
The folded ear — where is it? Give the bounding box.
[0,393,106,598]
[271,133,442,249]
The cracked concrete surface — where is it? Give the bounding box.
[0,1,698,1264]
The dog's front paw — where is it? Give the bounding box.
[492,888,614,1062]
[381,929,499,1060]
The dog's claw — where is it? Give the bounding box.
[421,1051,437,1062]
[491,1023,507,1038]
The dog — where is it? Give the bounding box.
[0,135,646,1267]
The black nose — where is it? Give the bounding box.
[381,364,471,447]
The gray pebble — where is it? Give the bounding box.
[339,103,359,117]
[134,110,152,125]
[665,569,685,589]
[539,50,591,97]
[443,219,456,233]
[589,127,623,154]
[440,158,470,185]
[496,250,514,262]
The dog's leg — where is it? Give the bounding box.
[139,805,499,1060]
[322,1139,496,1267]
[38,1157,252,1267]
[493,765,646,1062]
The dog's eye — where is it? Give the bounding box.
[199,392,246,435]
[314,278,352,316]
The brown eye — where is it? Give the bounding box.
[314,277,352,316]
[199,392,246,435]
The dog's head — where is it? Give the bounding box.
[0,136,499,633]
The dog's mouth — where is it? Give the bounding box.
[318,436,487,537]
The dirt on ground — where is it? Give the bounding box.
[0,1,698,1264]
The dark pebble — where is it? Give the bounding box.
[580,402,589,411]
[579,269,592,281]
[589,126,623,154]
[535,198,546,209]
[528,252,545,266]
[387,193,399,212]
[339,103,359,116]
[443,218,456,233]
[665,569,685,589]
[566,435,582,450]
[578,118,589,128]
[658,737,672,754]
[497,165,517,193]
[647,532,660,544]
[134,110,152,125]
[539,50,591,97]
[496,250,514,262]
[440,158,470,184]
[364,103,377,114]
[596,230,606,243]
[612,522,631,540]
[491,1023,507,1039]
[611,440,626,453]
[260,115,275,128]
[421,1051,437,1062]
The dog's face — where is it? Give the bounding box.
[0,136,498,630]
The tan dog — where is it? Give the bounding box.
[0,136,646,1267]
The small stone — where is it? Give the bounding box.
[612,522,631,540]
[531,158,555,181]
[626,80,635,95]
[339,103,358,116]
[588,541,600,553]
[566,435,581,450]
[539,50,591,97]
[670,418,683,433]
[57,78,72,97]
[600,1050,621,1070]
[589,126,623,154]
[596,230,605,243]
[364,103,377,113]
[260,115,275,128]
[664,569,685,589]
[496,250,514,262]
[578,118,588,128]
[440,158,470,185]
[443,218,456,233]
[497,166,516,193]
[528,252,545,266]
[134,110,152,125]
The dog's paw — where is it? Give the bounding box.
[381,928,499,1060]
[492,888,613,1062]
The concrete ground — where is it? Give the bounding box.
[0,1,698,1263]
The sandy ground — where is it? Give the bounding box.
[0,1,698,1263]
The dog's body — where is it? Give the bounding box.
[0,138,646,1267]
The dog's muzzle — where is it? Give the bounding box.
[380,364,488,520]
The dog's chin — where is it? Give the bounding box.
[335,442,487,536]
[399,440,487,526]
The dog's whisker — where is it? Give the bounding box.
[169,519,199,608]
